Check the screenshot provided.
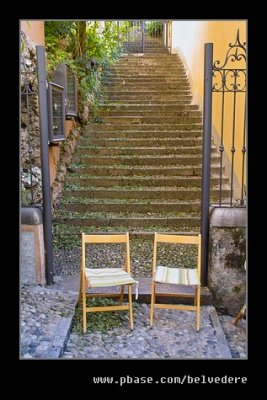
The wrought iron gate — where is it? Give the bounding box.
[119,20,168,52]
[201,30,247,284]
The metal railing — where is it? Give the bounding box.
[212,29,246,206]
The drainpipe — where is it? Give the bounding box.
[36,45,54,285]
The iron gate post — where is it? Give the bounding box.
[201,43,213,286]
[141,21,144,52]
[36,45,54,285]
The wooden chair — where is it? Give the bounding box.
[79,233,137,334]
[150,233,202,331]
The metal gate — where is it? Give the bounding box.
[201,29,247,284]
[119,20,168,53]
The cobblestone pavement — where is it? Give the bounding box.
[21,285,77,359]
[218,315,247,358]
[62,304,240,359]
[20,284,247,359]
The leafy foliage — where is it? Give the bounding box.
[45,21,126,117]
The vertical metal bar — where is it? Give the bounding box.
[240,95,246,205]
[36,45,54,285]
[141,21,144,52]
[166,21,168,50]
[230,70,237,206]
[201,43,213,286]
[218,70,225,206]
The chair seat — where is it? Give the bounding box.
[154,265,199,285]
[85,268,137,288]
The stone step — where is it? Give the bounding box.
[106,94,193,101]
[106,89,191,94]
[73,153,219,167]
[54,215,201,228]
[104,83,191,90]
[103,77,189,83]
[83,130,202,139]
[99,110,201,118]
[66,175,227,188]
[86,124,202,132]
[92,116,202,125]
[63,186,230,201]
[119,54,180,59]
[76,145,211,156]
[100,99,192,105]
[99,104,199,111]
[53,223,200,240]
[79,137,203,147]
[71,164,222,177]
[60,201,201,213]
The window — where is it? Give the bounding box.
[52,63,78,118]
[47,82,65,143]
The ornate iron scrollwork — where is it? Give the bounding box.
[212,29,246,93]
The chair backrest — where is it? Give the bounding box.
[82,233,131,274]
[152,233,202,278]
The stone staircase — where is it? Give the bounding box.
[54,41,230,238]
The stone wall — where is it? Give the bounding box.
[21,31,82,210]
[21,31,43,205]
[208,207,246,316]
[51,126,81,213]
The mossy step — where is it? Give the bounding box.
[107,95,192,101]
[79,137,202,147]
[103,78,189,83]
[99,104,199,111]
[86,124,202,132]
[63,187,230,200]
[83,131,202,139]
[92,117,201,125]
[66,175,227,188]
[71,165,222,177]
[59,201,201,213]
[100,99,192,105]
[105,83,190,90]
[52,223,200,247]
[76,146,207,157]
[73,154,218,167]
[54,216,201,228]
[99,110,201,117]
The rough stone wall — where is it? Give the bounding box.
[51,127,81,213]
[21,31,43,205]
[208,208,246,316]
[21,31,82,209]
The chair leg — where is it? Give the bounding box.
[119,285,124,305]
[150,280,156,327]
[233,304,246,326]
[196,285,201,332]
[128,284,134,330]
[82,275,87,334]
[78,268,82,306]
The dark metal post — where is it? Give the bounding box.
[201,43,213,286]
[141,21,144,52]
[36,46,54,285]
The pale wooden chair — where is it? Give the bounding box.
[78,233,137,334]
[150,233,202,331]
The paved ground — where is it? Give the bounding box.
[20,280,246,359]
